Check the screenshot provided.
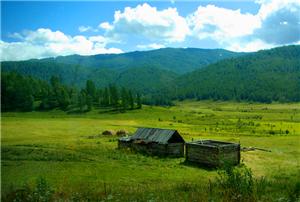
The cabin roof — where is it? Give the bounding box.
[130,127,184,144]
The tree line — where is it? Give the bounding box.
[1,72,142,112]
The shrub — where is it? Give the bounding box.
[32,177,53,202]
[217,164,254,201]
[4,177,53,202]
[289,182,300,202]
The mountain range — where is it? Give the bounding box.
[2,45,300,103]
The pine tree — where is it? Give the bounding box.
[136,93,142,109]
[57,86,70,110]
[95,89,103,107]
[102,87,110,106]
[78,90,87,112]
[69,88,79,106]
[128,90,134,109]
[121,87,129,110]
[109,85,119,108]
[86,95,93,111]
[86,80,96,101]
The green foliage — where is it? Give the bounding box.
[85,80,96,101]
[45,47,243,74]
[2,72,141,112]
[136,93,142,109]
[175,45,300,102]
[1,48,239,100]
[217,164,254,201]
[78,89,87,112]
[128,90,134,109]
[86,95,93,112]
[3,177,53,202]
[1,72,36,111]
[109,84,119,108]
[121,87,129,110]
[32,177,53,202]
[2,45,300,104]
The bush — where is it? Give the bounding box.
[32,177,53,202]
[4,177,53,202]
[217,164,254,201]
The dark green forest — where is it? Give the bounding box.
[1,72,141,112]
[1,45,300,111]
[174,45,300,103]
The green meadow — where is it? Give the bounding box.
[1,101,300,201]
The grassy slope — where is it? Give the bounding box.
[1,101,300,200]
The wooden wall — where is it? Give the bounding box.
[118,140,132,149]
[118,141,184,157]
[166,143,184,157]
[186,143,240,167]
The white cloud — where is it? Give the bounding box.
[2,0,299,60]
[187,5,260,42]
[186,0,300,51]
[136,43,165,50]
[257,0,299,19]
[227,39,275,52]
[254,0,300,44]
[99,22,113,30]
[102,3,190,43]
[25,28,69,43]
[78,26,98,33]
[0,28,123,61]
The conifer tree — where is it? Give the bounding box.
[128,90,134,109]
[137,93,142,109]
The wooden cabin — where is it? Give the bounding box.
[118,128,185,157]
[186,140,240,167]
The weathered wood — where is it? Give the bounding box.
[241,147,271,152]
[186,140,240,167]
[118,127,185,157]
[166,143,184,157]
[118,139,184,157]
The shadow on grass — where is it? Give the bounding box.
[66,108,90,114]
[98,108,124,114]
[180,160,218,171]
[98,107,139,114]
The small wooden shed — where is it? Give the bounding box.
[118,127,185,157]
[186,140,240,167]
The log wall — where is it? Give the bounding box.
[119,141,184,157]
[186,143,240,167]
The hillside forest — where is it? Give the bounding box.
[1,45,300,112]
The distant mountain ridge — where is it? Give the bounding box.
[2,45,300,103]
[1,47,244,95]
[24,47,245,74]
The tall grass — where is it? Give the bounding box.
[3,165,300,202]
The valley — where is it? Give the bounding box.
[2,101,300,201]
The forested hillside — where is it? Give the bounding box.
[175,45,300,102]
[47,48,243,74]
[1,60,177,98]
[1,45,299,110]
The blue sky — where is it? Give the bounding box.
[1,0,299,60]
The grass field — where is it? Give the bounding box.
[1,101,300,201]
